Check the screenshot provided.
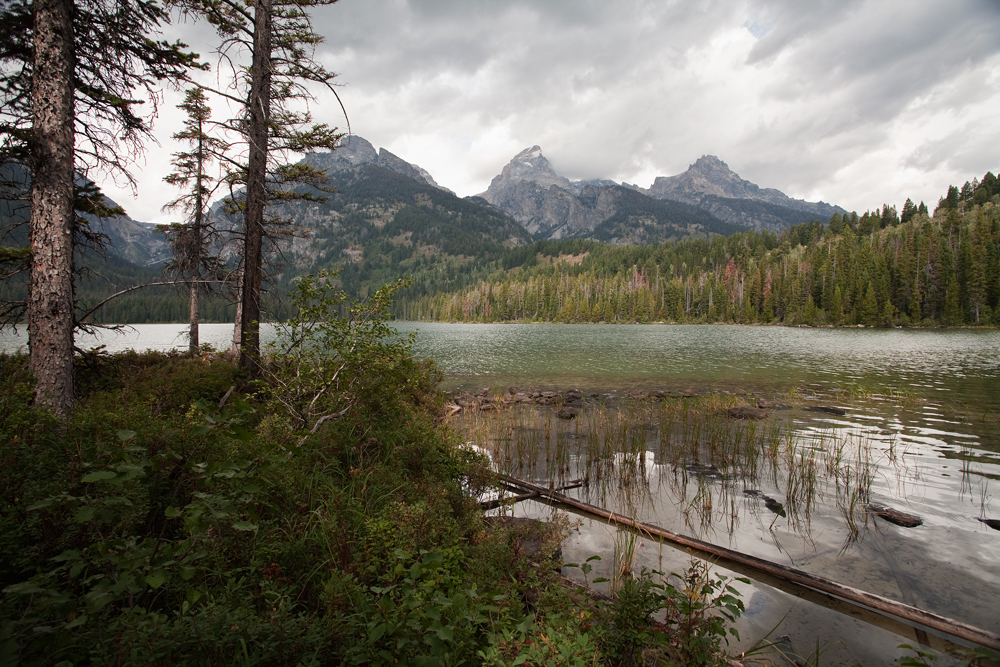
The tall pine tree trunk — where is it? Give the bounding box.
[238,0,272,373]
[28,0,75,417]
[189,131,204,356]
[188,280,200,354]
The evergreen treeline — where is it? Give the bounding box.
[401,196,1000,327]
[0,253,240,324]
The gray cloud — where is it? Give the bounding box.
[102,0,1000,223]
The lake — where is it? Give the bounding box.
[2,321,999,663]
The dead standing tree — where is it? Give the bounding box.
[161,87,229,355]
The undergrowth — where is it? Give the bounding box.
[0,273,752,666]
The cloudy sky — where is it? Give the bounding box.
[107,0,1000,225]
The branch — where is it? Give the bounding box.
[309,405,350,434]
[76,279,232,323]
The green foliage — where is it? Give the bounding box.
[262,269,415,432]
[650,561,747,667]
[895,643,1000,667]
[335,549,501,666]
[478,614,598,667]
[406,201,1000,328]
[560,558,747,667]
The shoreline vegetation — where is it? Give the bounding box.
[2,277,998,666]
[397,202,1000,329]
[0,275,765,667]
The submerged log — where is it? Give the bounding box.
[865,503,923,528]
[480,480,583,510]
[498,473,1000,652]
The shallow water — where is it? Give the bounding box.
[411,322,1000,665]
[3,321,999,662]
[467,395,1000,665]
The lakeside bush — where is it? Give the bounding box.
[0,275,509,665]
[0,274,758,665]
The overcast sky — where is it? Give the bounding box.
[105,0,1000,226]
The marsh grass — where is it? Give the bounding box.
[456,391,916,547]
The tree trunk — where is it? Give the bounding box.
[190,124,204,356]
[238,0,272,373]
[188,279,199,354]
[232,265,243,356]
[28,0,75,417]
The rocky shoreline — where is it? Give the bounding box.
[445,385,811,421]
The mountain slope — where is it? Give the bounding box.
[479,146,739,241]
[645,156,845,229]
[0,164,170,266]
[231,160,532,298]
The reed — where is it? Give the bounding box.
[455,389,919,548]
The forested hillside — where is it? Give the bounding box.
[6,160,997,329]
[401,196,1000,327]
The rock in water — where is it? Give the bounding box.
[807,406,847,416]
[557,407,578,420]
[763,496,787,518]
[743,490,786,517]
[865,503,923,528]
[977,518,1000,531]
[727,406,769,420]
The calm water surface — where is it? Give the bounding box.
[3,322,999,663]
[399,323,1000,665]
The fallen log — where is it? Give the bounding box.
[866,502,923,528]
[480,480,584,510]
[499,473,1000,652]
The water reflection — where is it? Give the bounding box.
[461,388,1000,665]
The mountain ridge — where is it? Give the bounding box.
[644,155,845,223]
[478,145,839,239]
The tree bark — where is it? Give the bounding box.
[238,0,273,373]
[188,279,199,354]
[29,0,76,417]
[189,121,204,356]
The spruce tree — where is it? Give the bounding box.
[0,0,200,416]
[162,87,227,354]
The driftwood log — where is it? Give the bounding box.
[480,480,584,510]
[865,503,923,528]
[499,474,1000,651]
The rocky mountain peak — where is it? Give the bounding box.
[481,146,573,208]
[301,135,451,193]
[690,155,731,175]
[646,155,842,221]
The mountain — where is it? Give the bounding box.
[209,150,532,299]
[479,147,845,237]
[304,136,454,194]
[479,146,739,242]
[644,155,845,230]
[0,163,170,266]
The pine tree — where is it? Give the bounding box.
[186,0,345,372]
[162,87,228,354]
[943,276,962,325]
[830,285,844,324]
[0,0,199,415]
[860,282,878,326]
